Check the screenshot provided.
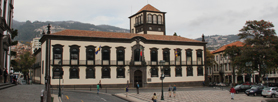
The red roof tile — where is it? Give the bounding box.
[137,4,160,13]
[51,29,202,43]
[211,41,244,54]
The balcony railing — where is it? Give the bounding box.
[50,60,204,66]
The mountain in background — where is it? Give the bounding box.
[195,34,244,51]
[12,20,244,51]
[12,20,130,42]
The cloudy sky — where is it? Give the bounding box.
[14,0,278,39]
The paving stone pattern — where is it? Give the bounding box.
[0,84,44,102]
[128,90,267,102]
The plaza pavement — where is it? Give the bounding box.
[115,88,268,102]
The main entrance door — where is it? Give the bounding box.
[134,70,142,87]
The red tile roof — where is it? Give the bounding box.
[137,4,160,13]
[51,29,202,43]
[211,41,244,54]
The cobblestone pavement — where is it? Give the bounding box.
[116,90,268,102]
[0,84,44,102]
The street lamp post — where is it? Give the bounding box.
[159,60,165,100]
[245,62,252,83]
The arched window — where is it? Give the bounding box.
[134,48,140,61]
[86,67,95,78]
[151,67,158,77]
[102,67,110,78]
[163,48,170,63]
[150,48,158,64]
[164,67,170,77]
[153,15,157,24]
[175,49,181,65]
[140,15,143,24]
[147,14,152,23]
[175,66,182,77]
[102,46,111,65]
[158,15,162,24]
[69,45,80,65]
[116,47,125,65]
[53,67,63,79]
[70,67,79,79]
[139,16,141,24]
[52,44,63,65]
[186,49,192,65]
[198,67,203,76]
[86,45,95,65]
[117,67,125,78]
[196,50,203,65]
[187,66,193,76]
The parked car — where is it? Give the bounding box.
[216,83,227,87]
[245,85,265,96]
[262,87,278,98]
[209,82,216,87]
[234,84,252,94]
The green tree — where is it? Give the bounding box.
[237,20,277,83]
[224,45,241,86]
[10,29,18,70]
[205,49,216,67]
[16,51,35,80]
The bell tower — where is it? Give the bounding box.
[129,4,166,35]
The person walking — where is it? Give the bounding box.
[168,85,172,97]
[136,82,140,94]
[3,68,7,83]
[97,84,100,94]
[126,85,129,97]
[152,93,157,102]
[99,80,102,89]
[230,86,235,100]
[172,84,176,97]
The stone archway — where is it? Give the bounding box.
[134,70,142,87]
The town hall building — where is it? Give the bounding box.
[38,4,207,88]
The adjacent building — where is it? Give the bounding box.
[40,4,207,88]
[0,0,14,83]
[31,37,41,54]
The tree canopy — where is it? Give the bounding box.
[236,20,277,82]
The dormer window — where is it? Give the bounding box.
[158,15,162,24]
[148,14,152,23]
[140,15,143,24]
[153,15,157,24]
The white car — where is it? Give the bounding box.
[261,87,278,98]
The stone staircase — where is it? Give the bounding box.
[0,83,16,90]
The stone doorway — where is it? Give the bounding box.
[134,70,142,87]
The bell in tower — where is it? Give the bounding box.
[129,4,166,35]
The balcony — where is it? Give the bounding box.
[50,60,204,66]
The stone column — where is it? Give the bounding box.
[243,75,245,83]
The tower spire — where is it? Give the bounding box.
[47,24,51,34]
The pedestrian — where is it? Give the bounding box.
[126,85,129,97]
[152,93,157,102]
[172,84,176,97]
[99,80,102,89]
[136,82,140,94]
[10,68,13,83]
[97,84,100,94]
[230,86,235,100]
[168,85,172,97]
[3,68,7,83]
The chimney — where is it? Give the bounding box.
[47,24,51,34]
[202,34,205,42]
